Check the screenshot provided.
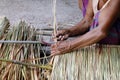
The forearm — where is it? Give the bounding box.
[68,17,93,37]
[70,27,107,50]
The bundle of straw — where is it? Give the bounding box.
[50,44,120,80]
[0,16,10,39]
[0,17,51,80]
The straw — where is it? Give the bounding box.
[0,18,51,80]
[50,44,120,80]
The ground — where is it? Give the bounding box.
[0,0,82,29]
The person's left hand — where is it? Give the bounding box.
[51,40,72,56]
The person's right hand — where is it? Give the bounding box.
[53,29,71,41]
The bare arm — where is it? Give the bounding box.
[68,0,94,36]
[51,0,120,56]
[71,0,120,50]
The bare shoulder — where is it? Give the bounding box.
[97,0,120,33]
[95,0,120,15]
[100,0,120,17]
[109,0,120,8]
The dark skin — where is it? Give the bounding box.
[51,0,120,56]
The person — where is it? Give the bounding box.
[51,0,120,56]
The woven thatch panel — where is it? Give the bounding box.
[50,44,120,80]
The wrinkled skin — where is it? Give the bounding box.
[51,40,72,56]
[51,29,72,56]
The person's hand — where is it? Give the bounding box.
[51,40,72,56]
[53,29,71,41]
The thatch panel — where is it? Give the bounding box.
[50,44,120,80]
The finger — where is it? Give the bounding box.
[56,31,60,37]
[63,34,69,40]
[51,47,61,54]
[56,30,64,37]
[51,50,61,56]
[61,36,65,41]
[50,53,55,56]
[61,35,68,41]
[52,34,62,41]
[50,52,55,56]
[57,35,62,41]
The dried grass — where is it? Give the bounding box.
[50,44,120,80]
[0,17,51,80]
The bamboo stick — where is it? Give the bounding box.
[0,57,52,70]
[0,40,42,44]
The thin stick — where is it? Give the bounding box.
[0,58,52,70]
[50,0,57,65]
[53,0,57,41]
[0,40,41,44]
